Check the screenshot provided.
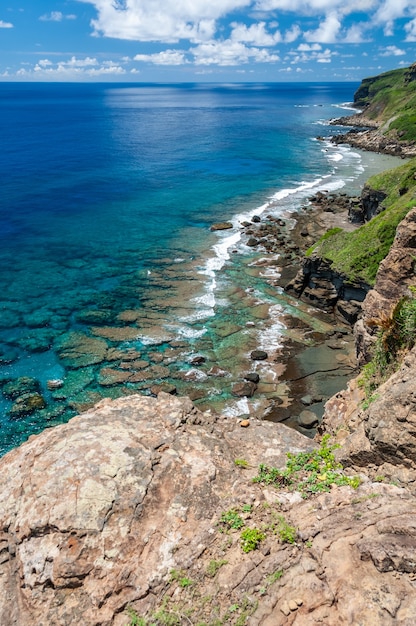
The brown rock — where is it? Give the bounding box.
[231,381,257,397]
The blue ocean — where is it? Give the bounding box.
[0,82,397,454]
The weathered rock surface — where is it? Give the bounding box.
[321,344,416,487]
[1,392,416,625]
[355,206,416,364]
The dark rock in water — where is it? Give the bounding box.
[252,215,261,223]
[2,376,41,400]
[250,349,268,361]
[300,394,313,406]
[244,372,260,384]
[76,309,114,325]
[298,410,319,429]
[23,310,51,328]
[150,383,177,396]
[231,381,257,397]
[246,237,259,247]
[0,309,20,329]
[190,355,206,366]
[0,347,19,365]
[17,330,56,353]
[210,222,233,231]
[9,392,47,419]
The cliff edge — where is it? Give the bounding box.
[1,389,416,625]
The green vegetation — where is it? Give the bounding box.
[275,516,297,544]
[206,559,228,577]
[234,458,249,468]
[240,528,266,553]
[359,289,416,402]
[169,569,194,588]
[253,434,360,498]
[307,158,416,285]
[353,64,416,138]
[219,509,245,531]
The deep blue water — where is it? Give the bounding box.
[0,81,369,453]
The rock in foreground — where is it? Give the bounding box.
[0,392,415,625]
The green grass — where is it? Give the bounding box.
[307,158,416,285]
[240,528,265,553]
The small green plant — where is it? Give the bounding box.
[169,569,193,588]
[219,509,245,530]
[267,569,284,584]
[206,559,228,577]
[234,458,249,468]
[126,607,146,626]
[240,527,265,553]
[241,504,252,513]
[305,540,313,548]
[253,434,360,498]
[276,516,297,544]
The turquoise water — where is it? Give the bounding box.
[0,81,380,453]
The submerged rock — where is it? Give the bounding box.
[2,376,41,400]
[56,331,108,369]
[9,392,46,419]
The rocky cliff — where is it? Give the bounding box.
[1,385,416,625]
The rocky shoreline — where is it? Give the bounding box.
[235,189,364,433]
[329,112,416,158]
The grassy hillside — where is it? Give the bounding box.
[307,158,416,285]
[354,63,416,142]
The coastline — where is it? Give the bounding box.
[234,146,406,435]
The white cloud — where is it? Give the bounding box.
[405,17,416,41]
[287,45,335,64]
[77,0,251,42]
[374,0,409,36]
[191,40,280,65]
[304,12,341,43]
[0,20,13,28]
[39,11,77,22]
[380,45,406,56]
[254,0,377,14]
[22,56,126,79]
[230,21,282,45]
[134,50,187,65]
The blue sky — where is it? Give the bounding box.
[1,0,415,81]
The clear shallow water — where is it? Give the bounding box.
[0,81,395,454]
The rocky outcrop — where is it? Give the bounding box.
[1,391,416,625]
[321,343,416,486]
[0,392,315,626]
[352,185,387,223]
[285,255,368,324]
[355,206,416,364]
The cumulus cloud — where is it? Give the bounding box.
[191,40,280,65]
[134,50,188,65]
[405,17,416,40]
[20,56,125,79]
[380,44,406,56]
[0,20,13,28]
[304,12,341,43]
[39,12,77,22]
[230,21,282,45]
[77,0,250,42]
[374,0,409,36]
